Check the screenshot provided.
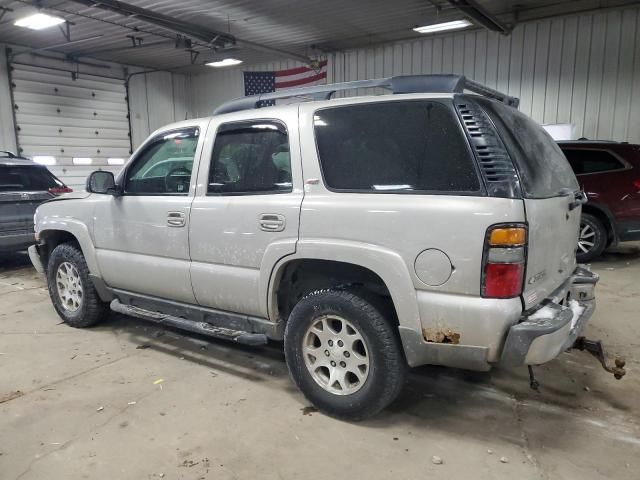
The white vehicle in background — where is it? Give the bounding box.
[29,75,625,420]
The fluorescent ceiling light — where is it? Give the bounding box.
[107,157,125,165]
[206,58,243,67]
[14,13,66,31]
[413,19,472,34]
[73,157,92,165]
[33,155,56,165]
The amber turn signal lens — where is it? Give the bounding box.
[489,227,526,246]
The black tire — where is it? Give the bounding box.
[47,242,109,328]
[284,289,407,421]
[577,213,607,263]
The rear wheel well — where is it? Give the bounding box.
[275,259,398,324]
[40,230,80,270]
[582,205,615,246]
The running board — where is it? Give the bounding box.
[110,299,268,346]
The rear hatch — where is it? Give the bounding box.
[0,164,60,235]
[476,98,581,309]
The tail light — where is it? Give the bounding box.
[48,187,73,195]
[482,224,527,299]
[633,179,640,191]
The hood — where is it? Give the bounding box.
[45,190,92,203]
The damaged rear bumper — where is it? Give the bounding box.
[501,266,598,366]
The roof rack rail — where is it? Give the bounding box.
[213,74,519,115]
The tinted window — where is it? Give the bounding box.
[208,121,291,194]
[314,101,480,193]
[475,97,579,198]
[125,128,199,195]
[562,149,625,175]
[0,165,63,192]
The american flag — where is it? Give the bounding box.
[244,60,327,105]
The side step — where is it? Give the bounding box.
[110,299,268,346]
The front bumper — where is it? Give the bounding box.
[501,266,598,366]
[28,244,45,273]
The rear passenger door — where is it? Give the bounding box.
[563,147,631,213]
[190,109,303,318]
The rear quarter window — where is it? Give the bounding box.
[0,165,62,192]
[313,100,481,194]
[474,98,579,198]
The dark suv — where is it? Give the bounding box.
[1,152,71,253]
[559,141,640,262]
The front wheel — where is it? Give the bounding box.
[284,289,406,421]
[47,243,109,327]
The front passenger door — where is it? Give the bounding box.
[93,125,205,304]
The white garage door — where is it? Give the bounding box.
[10,63,129,190]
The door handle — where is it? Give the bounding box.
[167,211,186,227]
[259,213,285,232]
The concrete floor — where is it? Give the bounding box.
[1,246,639,480]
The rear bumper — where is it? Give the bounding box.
[501,266,598,366]
[0,232,35,251]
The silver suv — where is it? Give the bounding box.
[29,75,623,420]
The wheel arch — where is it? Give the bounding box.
[38,220,101,276]
[265,241,422,334]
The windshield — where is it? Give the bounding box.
[475,97,579,198]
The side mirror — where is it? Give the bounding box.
[86,171,119,195]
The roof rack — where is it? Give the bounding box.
[213,74,519,115]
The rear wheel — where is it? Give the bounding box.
[576,213,607,263]
[47,243,109,327]
[284,289,406,421]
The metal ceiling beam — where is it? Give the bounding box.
[443,0,511,34]
[65,0,313,63]
[70,39,175,58]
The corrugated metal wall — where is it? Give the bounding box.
[128,70,191,148]
[191,5,640,143]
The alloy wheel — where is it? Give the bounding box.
[56,261,83,312]
[302,315,370,395]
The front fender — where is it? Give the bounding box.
[38,218,100,277]
[265,239,421,334]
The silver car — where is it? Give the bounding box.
[28,75,624,420]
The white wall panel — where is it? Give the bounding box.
[0,46,17,153]
[189,5,640,143]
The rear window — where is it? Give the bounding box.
[561,149,626,175]
[0,165,63,192]
[313,100,481,194]
[475,98,579,198]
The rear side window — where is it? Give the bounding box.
[0,165,63,192]
[562,149,626,175]
[208,121,292,195]
[475,97,579,198]
[313,101,480,193]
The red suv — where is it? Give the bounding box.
[559,141,640,262]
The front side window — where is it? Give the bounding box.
[313,100,480,193]
[208,121,291,195]
[125,128,199,195]
[562,149,626,175]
